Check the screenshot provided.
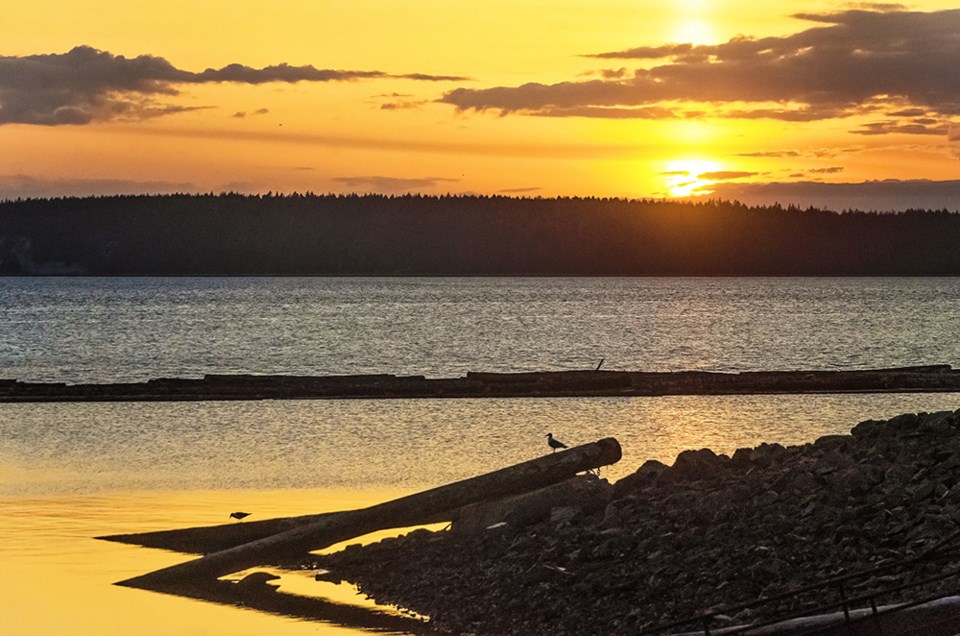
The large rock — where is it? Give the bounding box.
[454,474,611,534]
[671,448,731,482]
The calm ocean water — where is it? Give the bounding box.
[4,275,960,494]
[2,277,960,635]
[3,277,960,383]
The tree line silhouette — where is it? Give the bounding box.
[1,193,958,275]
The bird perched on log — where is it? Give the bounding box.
[229,511,251,522]
[546,433,568,453]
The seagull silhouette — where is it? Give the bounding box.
[546,433,568,453]
[229,511,251,522]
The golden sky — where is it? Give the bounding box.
[2,1,960,209]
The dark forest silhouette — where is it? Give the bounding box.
[1,193,958,275]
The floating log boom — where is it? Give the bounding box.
[117,437,621,589]
[5,365,960,402]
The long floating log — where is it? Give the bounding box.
[117,437,621,589]
[3,365,960,402]
[101,508,455,555]
[101,512,337,555]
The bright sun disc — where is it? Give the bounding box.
[663,159,721,197]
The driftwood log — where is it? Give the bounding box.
[100,508,458,555]
[116,437,621,589]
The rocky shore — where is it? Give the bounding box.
[4,365,960,402]
[307,409,960,635]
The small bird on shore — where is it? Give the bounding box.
[546,433,568,453]
[229,511,251,522]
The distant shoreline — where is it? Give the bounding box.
[5,194,960,276]
[3,365,960,402]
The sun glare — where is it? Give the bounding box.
[662,158,721,198]
[673,19,717,45]
[672,0,718,44]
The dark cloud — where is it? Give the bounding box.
[698,171,757,181]
[194,63,387,84]
[399,73,473,82]
[0,46,468,125]
[441,9,960,131]
[232,108,270,119]
[0,174,196,199]
[810,166,845,174]
[887,107,928,117]
[380,100,429,110]
[853,119,951,135]
[846,3,907,11]
[696,179,960,212]
[331,175,460,193]
[737,150,801,158]
[497,186,542,193]
[600,68,629,79]
[587,43,696,61]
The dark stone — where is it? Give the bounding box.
[613,459,669,496]
[304,409,960,636]
[671,448,730,482]
[457,475,611,533]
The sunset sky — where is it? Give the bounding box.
[2,1,960,210]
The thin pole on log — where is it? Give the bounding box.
[118,437,621,589]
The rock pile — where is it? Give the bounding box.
[308,409,960,635]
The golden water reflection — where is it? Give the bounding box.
[0,488,432,636]
[5,393,960,634]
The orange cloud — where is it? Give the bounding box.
[440,9,960,134]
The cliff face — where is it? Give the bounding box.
[311,409,960,635]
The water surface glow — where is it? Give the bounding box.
[3,277,960,635]
[2,277,959,383]
[4,394,960,497]
[4,393,960,634]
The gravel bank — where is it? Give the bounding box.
[308,409,960,635]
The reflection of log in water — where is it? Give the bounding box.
[109,437,621,588]
[156,572,441,635]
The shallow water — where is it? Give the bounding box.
[0,488,425,636]
[4,394,960,635]
[5,394,960,497]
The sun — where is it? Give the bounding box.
[662,158,722,198]
[672,19,717,45]
[672,0,718,44]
